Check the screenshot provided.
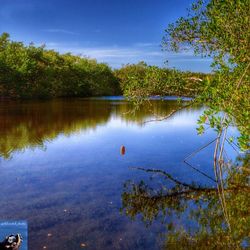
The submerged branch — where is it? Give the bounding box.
[130,166,211,191]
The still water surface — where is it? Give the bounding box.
[0,97,247,249]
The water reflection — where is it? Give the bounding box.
[0,98,185,158]
[121,155,250,249]
[0,97,245,249]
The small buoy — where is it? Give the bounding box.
[80,243,86,248]
[120,145,126,155]
[47,233,52,237]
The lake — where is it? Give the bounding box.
[0,97,248,249]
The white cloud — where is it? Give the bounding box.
[45,42,163,60]
[133,42,159,47]
[42,41,211,71]
[42,29,79,35]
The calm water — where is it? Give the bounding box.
[0,97,247,249]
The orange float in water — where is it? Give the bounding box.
[120,145,126,155]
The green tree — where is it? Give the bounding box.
[114,62,206,100]
[0,33,121,99]
[163,0,250,150]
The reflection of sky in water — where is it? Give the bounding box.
[0,99,241,250]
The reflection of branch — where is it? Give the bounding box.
[213,115,231,230]
[142,101,195,124]
[184,160,216,182]
[183,137,218,162]
[130,167,209,191]
[142,188,216,203]
[183,137,218,183]
[143,108,180,124]
[218,127,231,230]
[225,138,240,154]
[124,172,250,215]
[129,166,250,194]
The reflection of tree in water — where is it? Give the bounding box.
[0,99,192,158]
[121,155,250,249]
[114,99,187,124]
[0,99,112,158]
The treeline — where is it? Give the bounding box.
[0,33,121,98]
[0,33,207,99]
[114,61,207,98]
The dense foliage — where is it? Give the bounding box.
[164,0,250,150]
[0,33,120,98]
[115,61,207,99]
[0,33,208,100]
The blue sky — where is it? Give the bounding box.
[0,0,212,72]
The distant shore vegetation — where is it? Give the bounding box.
[0,33,207,99]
